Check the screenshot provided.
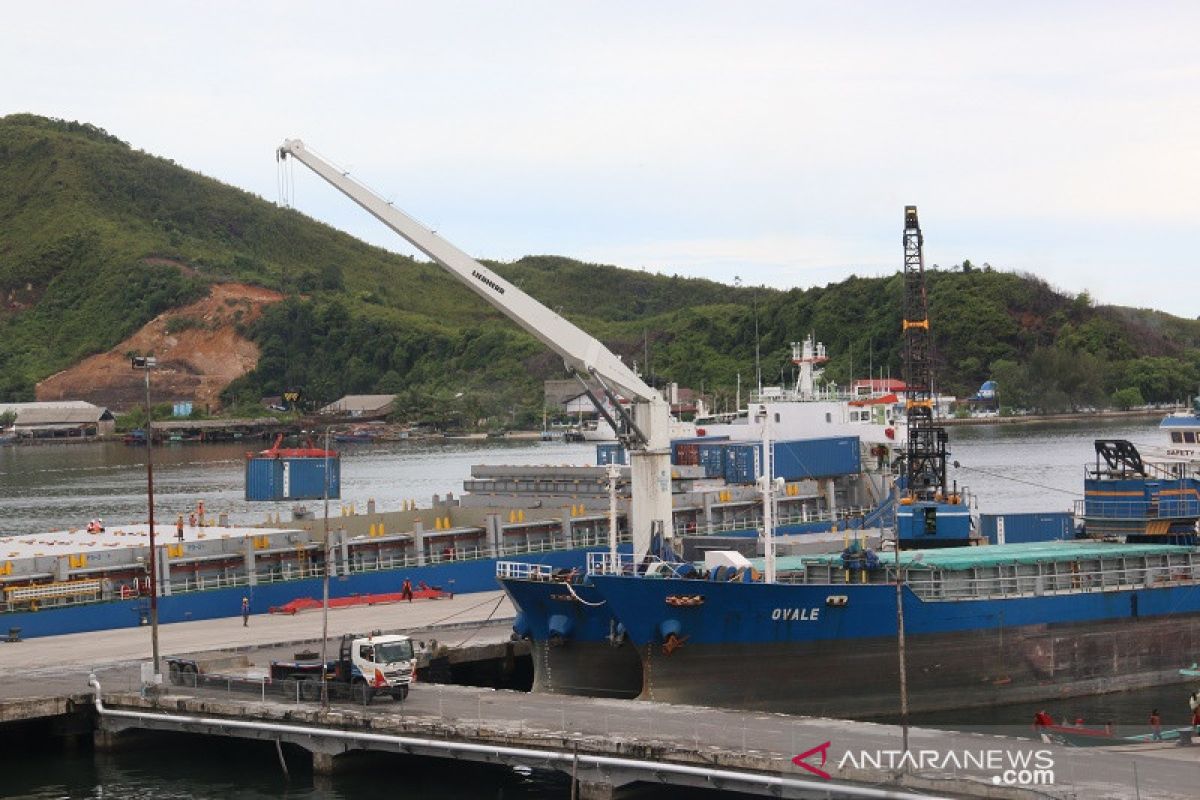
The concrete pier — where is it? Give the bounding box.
[4,588,1200,799]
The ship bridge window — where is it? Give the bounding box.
[825,413,832,423]
[1172,432,1183,443]
[775,413,781,423]
[1186,432,1197,444]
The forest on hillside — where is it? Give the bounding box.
[2,114,1199,424]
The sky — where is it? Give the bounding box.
[3,2,1198,316]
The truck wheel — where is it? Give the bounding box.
[300,678,321,701]
[168,663,182,686]
[397,685,409,701]
[181,664,198,688]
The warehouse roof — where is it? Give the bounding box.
[318,395,396,415]
[0,401,114,426]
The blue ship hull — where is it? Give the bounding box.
[496,492,901,698]
[500,576,641,698]
[5,548,601,639]
[589,573,1200,716]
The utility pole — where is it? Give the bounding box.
[894,519,909,756]
[320,427,332,710]
[131,356,160,681]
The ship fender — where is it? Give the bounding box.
[608,621,627,647]
[512,611,531,641]
[547,613,573,647]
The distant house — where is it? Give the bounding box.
[318,394,397,418]
[0,401,116,439]
[544,378,605,410]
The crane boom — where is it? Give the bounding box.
[276,139,673,557]
[277,140,654,403]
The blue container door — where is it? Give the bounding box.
[245,457,285,501]
[281,457,341,500]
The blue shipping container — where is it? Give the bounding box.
[774,436,860,480]
[722,437,861,484]
[698,442,728,478]
[595,443,627,465]
[724,443,761,485]
[980,512,1075,544]
[245,456,341,501]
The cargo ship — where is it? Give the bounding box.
[498,433,901,698]
[1,428,886,638]
[581,440,1200,717]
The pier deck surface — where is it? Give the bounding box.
[87,678,1200,800]
[0,589,514,697]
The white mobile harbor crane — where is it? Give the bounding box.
[275,140,673,558]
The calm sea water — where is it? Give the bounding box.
[0,417,1162,536]
[3,418,1190,797]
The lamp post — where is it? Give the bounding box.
[755,404,776,584]
[320,426,331,710]
[131,355,161,681]
[895,525,908,756]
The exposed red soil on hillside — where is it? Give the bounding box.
[36,281,283,413]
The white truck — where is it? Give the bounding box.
[167,632,414,703]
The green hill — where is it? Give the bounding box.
[2,114,1197,421]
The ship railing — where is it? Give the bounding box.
[1074,498,1200,520]
[696,505,877,536]
[2,578,104,612]
[586,551,691,578]
[10,530,641,609]
[494,562,555,580]
[892,553,1200,602]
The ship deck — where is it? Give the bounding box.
[778,540,1199,573]
[0,523,302,561]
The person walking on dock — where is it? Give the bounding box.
[401,578,413,603]
[176,515,184,542]
[241,596,250,626]
[1150,709,1162,741]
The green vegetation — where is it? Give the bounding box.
[3,113,1200,423]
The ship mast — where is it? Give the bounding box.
[790,333,829,400]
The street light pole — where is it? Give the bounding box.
[320,426,331,710]
[132,356,161,680]
[890,480,909,758]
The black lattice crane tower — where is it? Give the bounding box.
[901,206,948,502]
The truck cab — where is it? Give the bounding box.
[338,633,414,699]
